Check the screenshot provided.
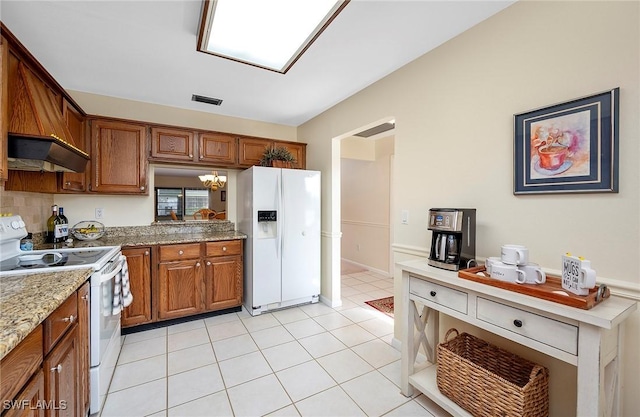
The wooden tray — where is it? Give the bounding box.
[458,266,610,310]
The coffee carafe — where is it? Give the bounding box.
[428,208,476,271]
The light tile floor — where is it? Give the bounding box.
[101,269,450,417]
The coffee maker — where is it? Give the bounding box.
[428,208,476,271]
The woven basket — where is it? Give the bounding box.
[436,329,549,417]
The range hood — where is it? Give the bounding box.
[8,62,89,173]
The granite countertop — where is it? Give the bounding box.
[0,268,92,360]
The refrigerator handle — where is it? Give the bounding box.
[276,173,282,259]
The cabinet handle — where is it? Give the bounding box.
[513,319,523,328]
[199,155,203,160]
[189,154,193,158]
[222,246,227,251]
[144,251,149,256]
[140,186,145,191]
[82,294,89,301]
[196,262,201,267]
[51,364,62,373]
[430,291,436,297]
[178,250,184,255]
[206,261,211,266]
[62,315,76,323]
[65,181,71,186]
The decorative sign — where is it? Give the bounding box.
[562,254,596,296]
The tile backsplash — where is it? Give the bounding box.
[0,189,53,233]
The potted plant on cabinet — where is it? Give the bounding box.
[259,145,296,168]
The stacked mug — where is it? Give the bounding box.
[485,244,546,285]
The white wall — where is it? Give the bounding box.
[341,136,393,274]
[299,1,640,414]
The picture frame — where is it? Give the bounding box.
[513,88,619,194]
[220,190,226,202]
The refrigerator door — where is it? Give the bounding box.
[250,167,282,307]
[281,168,321,301]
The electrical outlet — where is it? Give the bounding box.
[95,208,104,219]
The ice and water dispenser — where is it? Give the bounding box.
[257,210,278,239]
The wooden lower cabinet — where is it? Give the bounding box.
[76,282,89,416]
[3,369,46,417]
[150,240,243,324]
[157,259,203,320]
[121,247,152,327]
[43,325,78,417]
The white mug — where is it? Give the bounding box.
[518,263,546,284]
[501,244,529,265]
[490,262,526,284]
[485,257,501,276]
[579,263,597,289]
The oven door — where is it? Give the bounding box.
[89,253,124,414]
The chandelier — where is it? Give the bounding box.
[198,171,227,191]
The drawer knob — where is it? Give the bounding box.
[222,246,227,251]
[62,315,76,323]
[51,364,62,373]
[430,291,436,297]
[178,250,184,255]
[206,261,211,266]
[513,319,523,328]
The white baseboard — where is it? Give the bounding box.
[320,294,342,308]
[341,258,391,278]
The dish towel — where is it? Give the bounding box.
[111,255,133,316]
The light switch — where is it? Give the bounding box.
[401,209,409,225]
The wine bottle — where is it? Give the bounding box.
[58,207,69,240]
[46,205,59,243]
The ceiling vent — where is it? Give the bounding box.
[192,94,223,106]
[354,121,395,138]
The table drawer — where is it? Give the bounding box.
[409,276,467,314]
[205,240,242,257]
[159,243,201,261]
[44,291,78,354]
[476,297,578,355]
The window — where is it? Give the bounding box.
[155,187,210,221]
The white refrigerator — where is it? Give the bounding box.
[238,166,321,316]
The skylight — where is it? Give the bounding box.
[198,0,348,73]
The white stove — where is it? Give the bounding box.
[0,215,124,415]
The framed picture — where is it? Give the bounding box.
[514,88,619,194]
[220,190,226,202]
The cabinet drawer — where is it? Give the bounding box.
[44,292,78,354]
[159,243,201,261]
[205,240,242,257]
[409,276,467,314]
[476,297,578,355]
[0,325,43,402]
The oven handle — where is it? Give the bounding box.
[99,255,125,283]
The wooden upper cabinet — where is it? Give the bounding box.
[150,127,195,162]
[60,99,87,192]
[0,36,8,183]
[199,132,237,165]
[90,119,148,194]
[238,136,307,169]
[237,137,270,167]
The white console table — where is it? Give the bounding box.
[399,260,637,417]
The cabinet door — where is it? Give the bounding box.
[44,326,78,417]
[204,255,243,311]
[150,127,195,162]
[157,260,203,320]
[198,133,237,165]
[121,247,152,327]
[59,100,87,192]
[76,282,90,416]
[0,36,8,183]
[237,137,270,167]
[90,120,147,194]
[279,142,306,169]
[3,369,45,417]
